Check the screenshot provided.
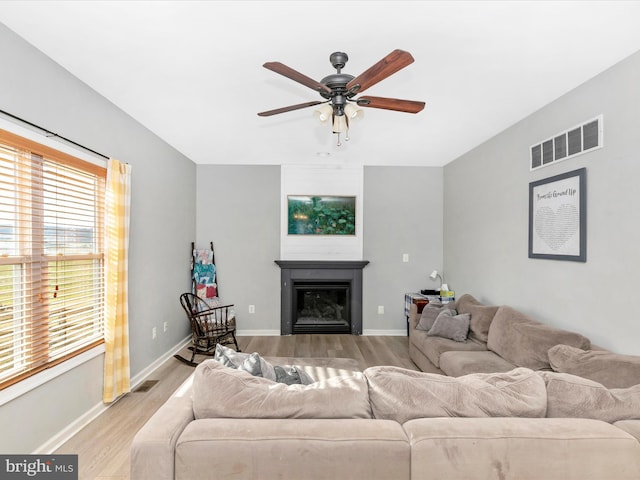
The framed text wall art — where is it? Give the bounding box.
[528,168,586,262]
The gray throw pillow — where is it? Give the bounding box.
[214,344,275,379]
[214,343,248,367]
[427,309,470,342]
[237,352,263,377]
[416,303,456,331]
[273,365,315,385]
[215,351,236,369]
[274,365,303,385]
[213,344,314,384]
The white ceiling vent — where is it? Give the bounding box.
[530,115,603,171]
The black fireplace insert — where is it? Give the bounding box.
[275,260,369,335]
[293,282,350,334]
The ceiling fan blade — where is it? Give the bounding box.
[257,101,325,117]
[356,96,425,114]
[263,62,332,95]
[346,49,415,94]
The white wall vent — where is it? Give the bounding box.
[530,115,603,171]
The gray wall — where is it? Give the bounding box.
[195,165,444,335]
[0,24,196,453]
[443,50,640,355]
[363,167,443,332]
[195,165,282,332]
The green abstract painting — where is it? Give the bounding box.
[288,196,356,235]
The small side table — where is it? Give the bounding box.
[404,293,430,336]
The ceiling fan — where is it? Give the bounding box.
[257,49,426,145]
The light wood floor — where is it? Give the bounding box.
[54,335,418,480]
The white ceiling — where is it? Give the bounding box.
[2,1,640,166]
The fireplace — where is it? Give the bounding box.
[294,282,350,334]
[275,260,369,335]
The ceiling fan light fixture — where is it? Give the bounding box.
[344,103,363,120]
[332,114,349,146]
[332,114,348,134]
[314,104,333,124]
[258,49,424,148]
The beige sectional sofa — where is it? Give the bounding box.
[131,355,640,480]
[409,294,640,388]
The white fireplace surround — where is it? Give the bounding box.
[281,164,364,261]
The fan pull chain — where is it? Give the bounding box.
[336,129,352,147]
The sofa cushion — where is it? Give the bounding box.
[548,344,640,388]
[364,366,547,424]
[193,359,372,420]
[486,306,590,370]
[411,327,487,368]
[176,419,411,480]
[614,420,640,443]
[439,350,517,377]
[455,294,499,343]
[404,417,640,480]
[416,302,455,331]
[427,310,470,342]
[539,371,640,423]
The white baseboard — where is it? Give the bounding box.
[362,329,406,336]
[34,398,110,454]
[129,336,191,389]
[237,330,406,336]
[236,329,281,336]
[34,336,191,454]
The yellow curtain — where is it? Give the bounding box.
[103,158,132,403]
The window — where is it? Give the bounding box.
[0,129,106,390]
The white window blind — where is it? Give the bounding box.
[0,129,106,390]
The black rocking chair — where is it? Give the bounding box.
[175,292,240,366]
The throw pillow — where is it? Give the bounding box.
[193,359,372,419]
[427,309,470,342]
[213,344,314,384]
[214,343,247,368]
[548,344,640,389]
[237,352,263,377]
[274,365,304,385]
[538,371,640,423]
[416,302,455,331]
[214,344,275,379]
[364,366,547,424]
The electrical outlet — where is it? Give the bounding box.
[152,327,157,339]
[248,304,255,314]
[163,321,168,332]
[378,305,385,315]
[402,253,409,263]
